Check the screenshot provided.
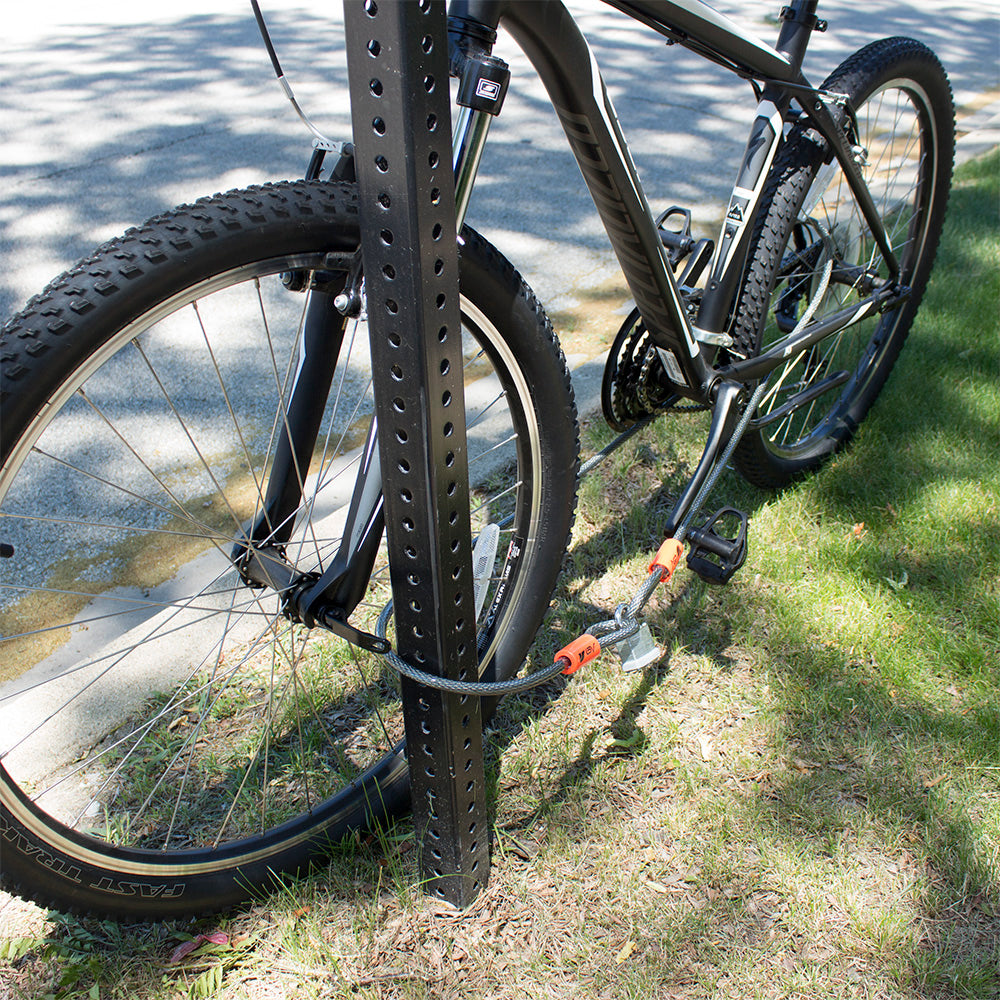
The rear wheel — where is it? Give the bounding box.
[732,38,954,488]
[0,180,578,917]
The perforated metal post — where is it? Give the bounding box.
[344,0,489,906]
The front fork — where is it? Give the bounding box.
[232,32,502,639]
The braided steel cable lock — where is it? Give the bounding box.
[371,241,833,693]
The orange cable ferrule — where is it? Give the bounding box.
[554,634,601,675]
[649,538,684,582]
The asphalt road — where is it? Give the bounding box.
[1,1,997,322]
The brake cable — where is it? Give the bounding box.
[250,0,339,150]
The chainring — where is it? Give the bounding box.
[601,307,682,430]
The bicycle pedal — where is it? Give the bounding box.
[685,507,749,585]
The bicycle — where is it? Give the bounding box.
[0,0,953,918]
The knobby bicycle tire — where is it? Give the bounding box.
[0,180,578,917]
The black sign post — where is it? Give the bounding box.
[343,0,489,907]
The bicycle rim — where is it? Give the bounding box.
[0,253,542,866]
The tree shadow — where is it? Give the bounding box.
[4,2,996,322]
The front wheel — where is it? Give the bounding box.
[0,180,578,917]
[732,38,954,489]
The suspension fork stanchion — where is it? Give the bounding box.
[452,105,493,229]
[344,0,489,908]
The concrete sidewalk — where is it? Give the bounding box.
[1,1,997,322]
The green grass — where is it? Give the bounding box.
[2,151,998,1000]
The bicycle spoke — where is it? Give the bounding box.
[0,191,558,911]
[131,339,249,537]
[192,300,269,529]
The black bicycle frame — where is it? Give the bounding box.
[450,0,901,396]
[239,0,906,631]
